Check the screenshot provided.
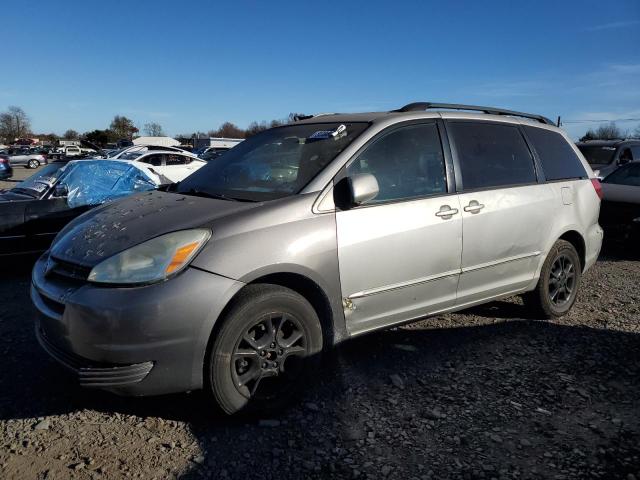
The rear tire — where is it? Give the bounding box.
[27,159,40,169]
[523,239,581,319]
[207,284,323,415]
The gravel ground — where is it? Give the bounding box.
[0,249,639,480]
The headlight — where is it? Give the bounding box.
[88,229,211,285]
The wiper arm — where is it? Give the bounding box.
[182,188,238,202]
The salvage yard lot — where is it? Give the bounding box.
[1,253,639,479]
[0,164,45,191]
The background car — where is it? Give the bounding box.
[0,154,13,180]
[576,139,640,179]
[116,150,206,182]
[599,161,640,245]
[109,144,197,159]
[0,159,169,255]
[0,147,47,168]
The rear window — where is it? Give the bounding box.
[524,126,587,181]
[448,122,537,191]
[577,145,617,165]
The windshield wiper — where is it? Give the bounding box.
[181,188,249,202]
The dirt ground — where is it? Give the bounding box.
[0,248,639,479]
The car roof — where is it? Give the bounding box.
[293,102,560,132]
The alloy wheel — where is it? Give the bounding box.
[548,254,576,307]
[231,312,308,399]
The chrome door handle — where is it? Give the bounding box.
[464,200,485,213]
[435,205,459,219]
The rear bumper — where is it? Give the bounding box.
[31,253,244,396]
[584,223,604,273]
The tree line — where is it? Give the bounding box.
[3,104,638,146]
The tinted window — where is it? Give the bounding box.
[603,163,640,186]
[347,123,446,203]
[142,154,163,166]
[524,126,587,181]
[449,122,536,190]
[166,154,187,166]
[577,145,617,165]
[631,145,640,159]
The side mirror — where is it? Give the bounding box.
[54,184,69,197]
[334,173,379,210]
[619,157,630,165]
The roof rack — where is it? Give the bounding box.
[391,102,554,125]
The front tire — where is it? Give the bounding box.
[207,284,323,415]
[523,240,581,319]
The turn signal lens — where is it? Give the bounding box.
[166,242,200,274]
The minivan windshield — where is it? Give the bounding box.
[577,145,617,166]
[177,122,369,201]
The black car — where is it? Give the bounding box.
[576,139,640,179]
[0,154,13,180]
[600,162,640,244]
[0,160,162,256]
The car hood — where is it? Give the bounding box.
[601,183,640,204]
[50,190,261,267]
[0,191,34,201]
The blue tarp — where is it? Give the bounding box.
[61,160,157,208]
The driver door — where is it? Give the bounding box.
[335,122,462,335]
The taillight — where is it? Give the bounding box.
[0,158,6,164]
[591,178,603,200]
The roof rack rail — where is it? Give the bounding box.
[391,102,554,125]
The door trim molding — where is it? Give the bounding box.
[461,251,541,274]
[348,269,460,299]
[347,251,541,300]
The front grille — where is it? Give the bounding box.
[48,257,91,282]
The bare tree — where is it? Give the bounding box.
[0,106,31,142]
[209,122,246,138]
[579,122,626,141]
[63,129,79,140]
[110,115,138,139]
[143,122,165,137]
[633,124,640,139]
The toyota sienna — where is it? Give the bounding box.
[31,103,604,414]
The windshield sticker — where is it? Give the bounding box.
[30,182,49,193]
[307,124,348,142]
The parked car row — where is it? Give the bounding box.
[28,102,605,415]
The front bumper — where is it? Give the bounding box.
[31,253,244,396]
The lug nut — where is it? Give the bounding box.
[262,362,268,368]
[260,351,266,356]
[270,343,276,348]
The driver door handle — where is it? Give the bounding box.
[435,205,459,219]
[464,201,485,213]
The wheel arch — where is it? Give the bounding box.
[558,229,586,271]
[202,268,344,390]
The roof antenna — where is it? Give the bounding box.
[556,116,561,127]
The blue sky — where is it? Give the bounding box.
[2,0,639,139]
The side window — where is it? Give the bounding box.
[524,126,587,181]
[166,154,187,166]
[346,123,447,204]
[619,148,633,162]
[142,154,163,166]
[449,122,536,190]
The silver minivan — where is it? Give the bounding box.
[32,103,603,414]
